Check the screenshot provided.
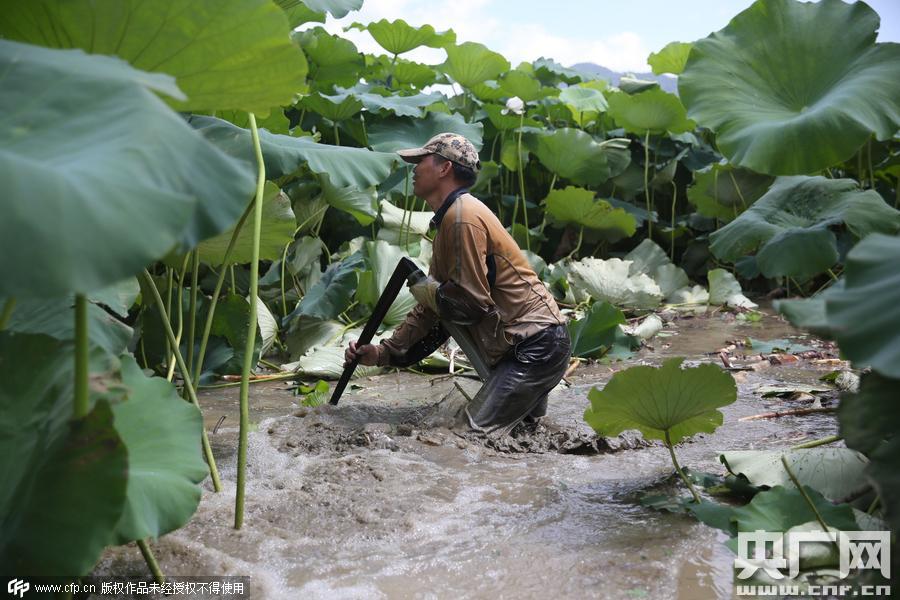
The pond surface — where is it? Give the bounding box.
[95,309,842,599]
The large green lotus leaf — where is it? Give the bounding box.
[544,186,636,238]
[273,0,325,28]
[559,86,608,127]
[0,333,128,576]
[442,42,510,89]
[294,27,363,89]
[648,41,693,75]
[470,81,506,102]
[297,0,361,18]
[0,42,255,297]
[287,236,325,277]
[720,449,869,502]
[109,357,206,543]
[499,70,543,102]
[285,316,344,360]
[318,175,378,226]
[679,0,900,175]
[838,373,900,535]
[368,112,484,153]
[216,109,293,136]
[584,357,737,444]
[0,0,307,114]
[532,57,586,86]
[617,76,659,94]
[379,200,433,237]
[207,294,262,375]
[568,257,663,310]
[527,129,630,185]
[482,104,541,131]
[348,19,455,55]
[774,294,833,338]
[357,241,423,326]
[392,59,440,88]
[825,234,900,378]
[567,301,633,359]
[6,298,132,356]
[731,485,858,536]
[299,91,364,121]
[198,183,296,266]
[606,88,694,135]
[708,269,757,309]
[624,239,690,298]
[709,177,900,278]
[189,115,397,189]
[288,253,364,321]
[88,278,141,318]
[342,84,444,118]
[687,163,775,222]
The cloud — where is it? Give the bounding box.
[317,0,652,73]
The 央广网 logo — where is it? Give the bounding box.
[7,579,29,598]
[735,529,890,580]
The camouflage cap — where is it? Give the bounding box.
[397,132,481,172]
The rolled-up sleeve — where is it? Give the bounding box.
[377,303,439,366]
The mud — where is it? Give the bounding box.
[93,308,844,599]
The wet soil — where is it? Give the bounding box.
[94,308,844,599]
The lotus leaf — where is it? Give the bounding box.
[89,278,141,318]
[207,294,262,375]
[568,257,663,310]
[687,163,775,222]
[189,116,398,190]
[343,84,444,118]
[499,70,543,102]
[483,104,540,131]
[527,129,630,185]
[709,177,900,278]
[607,88,694,135]
[825,234,900,378]
[287,237,326,277]
[300,92,364,121]
[0,42,255,297]
[532,57,586,85]
[285,316,345,360]
[317,175,379,226]
[567,301,630,359]
[0,334,128,576]
[668,285,710,306]
[1,0,307,114]
[108,357,206,543]
[349,19,455,55]
[584,357,737,444]
[544,187,636,238]
[273,0,325,28]
[295,27,364,89]
[648,41,693,75]
[379,201,433,237]
[6,298,132,356]
[708,269,757,309]
[730,485,858,539]
[441,42,510,89]
[289,254,364,321]
[298,0,361,18]
[357,241,424,326]
[392,59,440,88]
[559,86,609,127]
[616,76,660,94]
[838,372,900,535]
[368,112,484,153]
[198,183,296,266]
[679,0,900,175]
[720,449,869,502]
[290,345,382,379]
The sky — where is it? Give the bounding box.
[321,0,900,73]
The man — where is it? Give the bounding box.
[345,133,570,434]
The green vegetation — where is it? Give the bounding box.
[0,0,898,585]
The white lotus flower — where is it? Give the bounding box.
[502,96,525,115]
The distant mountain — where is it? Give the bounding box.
[570,63,679,94]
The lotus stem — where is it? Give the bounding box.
[280,242,290,320]
[185,250,200,394]
[867,138,874,190]
[644,130,652,238]
[516,112,531,251]
[137,539,165,585]
[567,227,584,260]
[791,434,841,450]
[827,269,839,282]
[867,494,881,514]
[235,112,266,530]
[166,255,190,382]
[333,123,340,147]
[670,181,678,261]
[192,201,254,389]
[0,297,15,331]
[74,294,89,420]
[781,455,832,536]
[140,269,222,492]
[665,430,700,503]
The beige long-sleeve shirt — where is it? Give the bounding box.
[378,191,563,367]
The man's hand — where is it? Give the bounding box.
[409,276,440,313]
[345,340,380,367]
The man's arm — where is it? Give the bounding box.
[345,302,446,367]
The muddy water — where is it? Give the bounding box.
[95,310,842,599]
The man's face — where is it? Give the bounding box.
[412,154,449,198]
